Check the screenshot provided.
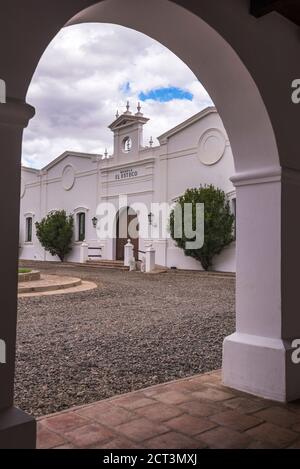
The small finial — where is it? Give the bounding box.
[126,101,130,112]
[104,148,108,159]
[149,136,153,147]
[115,110,119,119]
[135,101,143,116]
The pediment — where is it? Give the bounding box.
[109,114,149,131]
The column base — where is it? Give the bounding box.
[0,406,36,448]
[223,332,300,402]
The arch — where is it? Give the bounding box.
[22,0,284,400]
[23,0,281,176]
[2,2,300,448]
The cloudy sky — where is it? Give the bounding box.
[23,23,213,169]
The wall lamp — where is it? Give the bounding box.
[148,212,154,225]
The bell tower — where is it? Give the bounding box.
[108,102,149,163]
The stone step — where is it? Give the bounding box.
[18,275,82,293]
[85,260,129,270]
[171,269,235,279]
[87,260,124,265]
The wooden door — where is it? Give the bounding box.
[116,209,139,260]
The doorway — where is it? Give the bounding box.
[116,207,139,261]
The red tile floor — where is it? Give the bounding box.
[37,370,300,449]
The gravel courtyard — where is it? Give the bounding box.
[15,263,235,417]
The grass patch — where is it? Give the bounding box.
[18,268,32,274]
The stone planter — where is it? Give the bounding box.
[18,270,41,283]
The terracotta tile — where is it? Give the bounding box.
[115,418,168,442]
[112,391,148,401]
[75,402,116,419]
[192,388,234,402]
[143,389,162,397]
[65,423,115,448]
[135,402,183,422]
[292,423,300,432]
[211,370,222,378]
[167,380,206,393]
[205,381,238,393]
[144,384,188,397]
[84,406,137,427]
[253,406,300,429]
[93,437,139,449]
[37,370,300,450]
[287,439,300,449]
[148,383,181,392]
[245,423,298,447]
[165,414,216,435]
[178,400,223,417]
[145,431,207,449]
[190,373,221,385]
[44,412,88,433]
[210,410,263,431]
[224,396,269,414]
[114,396,155,410]
[53,443,76,449]
[247,440,278,449]
[199,426,252,449]
[37,423,66,449]
[154,390,192,405]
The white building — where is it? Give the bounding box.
[20,104,236,272]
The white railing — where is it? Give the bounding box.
[80,243,103,263]
[125,240,156,273]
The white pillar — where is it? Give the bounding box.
[80,242,89,263]
[223,168,300,402]
[145,244,155,273]
[124,239,134,267]
[0,99,36,447]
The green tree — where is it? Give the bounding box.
[169,185,234,271]
[35,210,74,262]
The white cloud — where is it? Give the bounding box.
[23,23,213,169]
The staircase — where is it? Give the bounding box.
[85,259,129,271]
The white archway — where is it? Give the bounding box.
[63,0,285,401]
[67,0,280,176]
[1,0,300,448]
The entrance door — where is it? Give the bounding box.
[116,208,139,260]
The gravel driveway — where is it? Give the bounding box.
[15,263,235,417]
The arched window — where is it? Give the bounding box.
[231,197,237,241]
[77,212,86,242]
[25,216,33,243]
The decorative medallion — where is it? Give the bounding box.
[198,129,226,166]
[62,165,75,191]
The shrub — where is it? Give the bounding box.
[35,210,74,262]
[169,185,234,271]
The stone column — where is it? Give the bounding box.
[223,167,300,402]
[0,99,36,447]
[145,244,155,273]
[124,239,134,267]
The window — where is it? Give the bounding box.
[25,217,33,243]
[77,212,86,242]
[231,198,236,240]
[122,136,132,153]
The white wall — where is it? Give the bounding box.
[19,108,236,271]
[161,109,235,271]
